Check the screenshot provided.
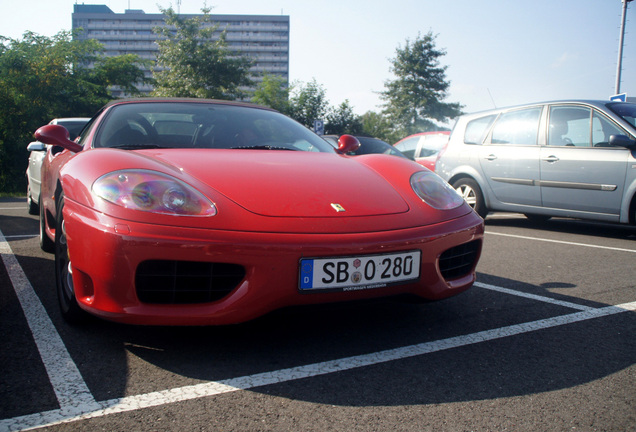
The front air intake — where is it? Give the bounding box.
[438,240,480,281]
[136,260,245,304]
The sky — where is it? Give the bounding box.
[1,0,634,123]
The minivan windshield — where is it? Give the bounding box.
[608,103,636,130]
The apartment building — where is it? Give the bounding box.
[72,4,290,97]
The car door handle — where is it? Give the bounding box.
[542,155,560,163]
[484,154,497,161]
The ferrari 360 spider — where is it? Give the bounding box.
[35,98,484,325]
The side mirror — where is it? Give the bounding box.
[27,141,46,152]
[609,134,636,150]
[34,125,83,153]
[335,134,361,154]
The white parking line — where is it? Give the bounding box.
[486,213,526,219]
[3,300,634,431]
[1,228,635,431]
[487,231,636,253]
[0,231,100,418]
[0,207,27,211]
[3,234,37,240]
[475,282,594,311]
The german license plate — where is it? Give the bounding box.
[299,250,421,292]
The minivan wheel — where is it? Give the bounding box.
[453,178,488,218]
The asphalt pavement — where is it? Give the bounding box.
[1,197,634,431]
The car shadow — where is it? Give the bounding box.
[484,213,636,240]
[0,212,39,238]
[54,273,635,408]
[0,197,26,204]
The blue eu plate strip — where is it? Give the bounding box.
[300,260,314,289]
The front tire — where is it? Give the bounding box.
[55,193,86,324]
[453,178,488,218]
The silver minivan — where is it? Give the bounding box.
[436,100,636,224]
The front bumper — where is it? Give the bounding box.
[63,199,484,325]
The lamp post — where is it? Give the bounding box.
[615,0,633,94]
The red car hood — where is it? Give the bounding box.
[149,150,410,217]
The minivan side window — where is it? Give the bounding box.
[490,108,541,145]
[463,115,496,144]
[592,111,625,147]
[548,106,592,147]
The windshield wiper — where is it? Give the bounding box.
[109,144,163,150]
[230,145,297,151]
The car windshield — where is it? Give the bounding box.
[607,102,636,130]
[94,102,335,153]
[356,137,408,158]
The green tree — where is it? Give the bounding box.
[288,79,329,129]
[0,31,148,194]
[380,32,462,138]
[252,73,290,114]
[325,100,363,135]
[360,111,396,143]
[152,7,253,100]
[93,54,152,96]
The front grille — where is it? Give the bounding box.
[438,240,481,281]
[136,260,245,304]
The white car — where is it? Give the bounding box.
[26,118,90,214]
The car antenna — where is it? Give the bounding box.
[487,88,497,108]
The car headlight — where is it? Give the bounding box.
[410,171,464,210]
[93,169,217,216]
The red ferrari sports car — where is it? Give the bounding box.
[35,99,484,326]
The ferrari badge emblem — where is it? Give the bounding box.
[331,203,346,212]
